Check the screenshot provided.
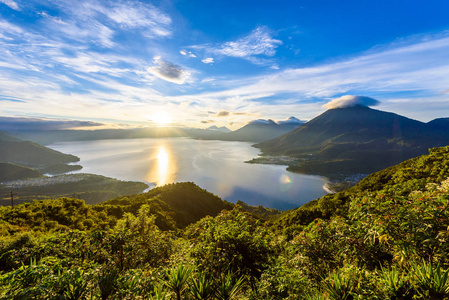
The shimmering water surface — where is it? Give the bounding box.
[49,138,328,210]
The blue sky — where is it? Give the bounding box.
[1,0,448,129]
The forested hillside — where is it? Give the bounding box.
[1,148,449,299]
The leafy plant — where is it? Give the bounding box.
[162,265,193,300]
[149,283,167,300]
[322,271,354,300]
[98,267,119,300]
[380,265,412,299]
[410,260,449,298]
[215,271,245,300]
[189,272,214,300]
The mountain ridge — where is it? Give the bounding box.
[254,106,449,177]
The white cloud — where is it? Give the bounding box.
[323,95,380,109]
[202,57,214,64]
[37,11,67,24]
[106,1,172,37]
[217,26,282,58]
[196,33,449,102]
[201,77,215,83]
[147,57,191,84]
[180,50,196,58]
[0,0,19,10]
[192,26,282,66]
[0,19,23,35]
[32,0,172,46]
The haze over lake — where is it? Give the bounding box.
[49,138,328,210]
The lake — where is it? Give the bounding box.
[49,138,328,210]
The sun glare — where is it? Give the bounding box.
[147,145,176,186]
[151,112,172,126]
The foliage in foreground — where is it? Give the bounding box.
[1,147,449,299]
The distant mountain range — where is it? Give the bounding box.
[200,117,305,142]
[206,125,231,133]
[5,117,304,144]
[254,106,449,177]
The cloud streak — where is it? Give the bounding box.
[218,26,282,58]
[0,0,19,10]
[195,34,449,102]
[192,26,282,66]
[0,116,103,130]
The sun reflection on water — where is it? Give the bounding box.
[147,145,176,186]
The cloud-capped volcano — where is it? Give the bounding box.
[255,105,449,176]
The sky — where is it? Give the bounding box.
[1,0,449,130]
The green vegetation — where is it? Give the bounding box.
[1,147,449,299]
[274,146,449,235]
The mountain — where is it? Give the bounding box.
[212,117,305,142]
[276,116,305,131]
[427,117,449,133]
[255,106,449,176]
[207,125,231,133]
[0,131,79,170]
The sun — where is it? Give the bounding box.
[151,112,172,126]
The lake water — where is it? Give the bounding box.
[49,138,328,210]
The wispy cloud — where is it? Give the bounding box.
[101,1,172,37]
[28,0,172,50]
[196,34,449,100]
[0,116,103,130]
[0,0,19,11]
[217,26,282,58]
[193,26,282,67]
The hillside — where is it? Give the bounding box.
[1,149,449,298]
[102,182,234,229]
[273,146,449,234]
[0,131,79,168]
[0,182,232,233]
[0,163,42,182]
[254,106,449,177]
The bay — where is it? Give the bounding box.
[49,137,328,210]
